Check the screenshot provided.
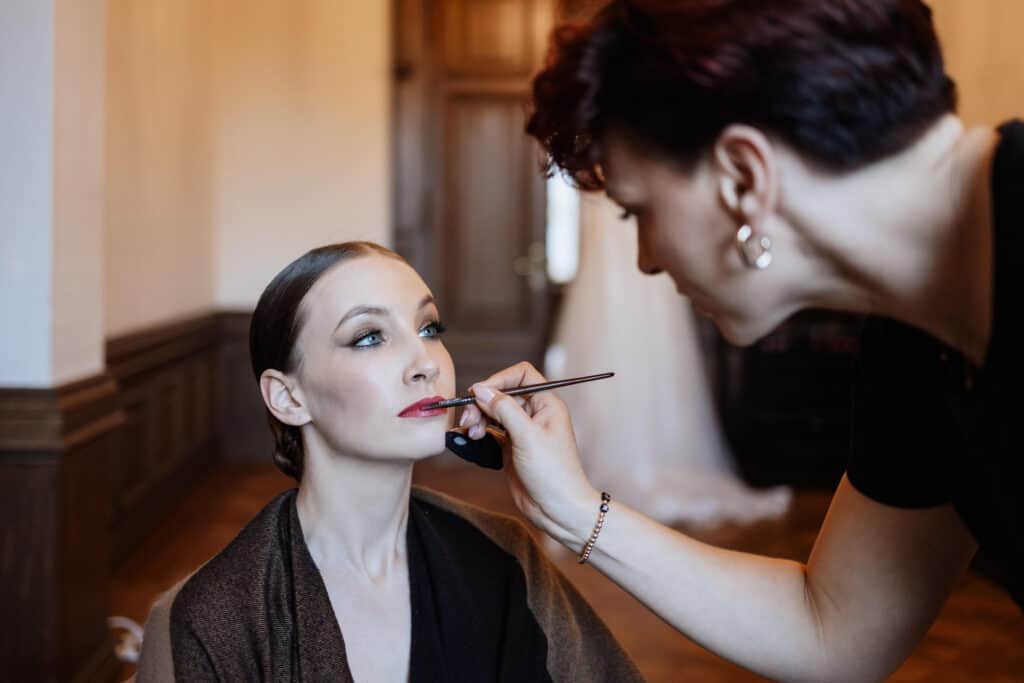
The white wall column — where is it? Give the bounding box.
[0,0,106,388]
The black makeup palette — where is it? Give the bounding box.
[445,427,505,469]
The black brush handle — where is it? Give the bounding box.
[445,428,505,470]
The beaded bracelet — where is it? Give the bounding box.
[577,491,611,564]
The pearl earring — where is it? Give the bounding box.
[735,224,772,269]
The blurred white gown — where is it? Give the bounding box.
[546,196,791,527]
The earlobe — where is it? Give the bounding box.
[260,370,311,427]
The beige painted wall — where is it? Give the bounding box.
[95,1,1021,338]
[105,1,219,337]
[931,0,1024,126]
[210,1,392,310]
[103,0,392,337]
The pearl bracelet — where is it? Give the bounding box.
[577,491,611,564]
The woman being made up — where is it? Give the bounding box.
[460,1,1024,680]
[135,242,641,682]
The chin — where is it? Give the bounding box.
[402,420,451,459]
[714,312,781,347]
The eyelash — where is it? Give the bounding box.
[349,320,447,348]
[619,208,636,221]
[420,320,447,338]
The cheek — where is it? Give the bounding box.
[306,361,391,427]
[644,213,700,275]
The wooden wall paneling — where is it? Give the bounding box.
[157,368,184,474]
[217,312,272,463]
[113,395,148,518]
[396,0,556,388]
[0,458,60,677]
[2,310,271,677]
[443,93,531,330]
[190,354,215,454]
[106,314,221,565]
[0,374,124,682]
[438,88,550,382]
[442,0,534,75]
[393,0,434,277]
[59,429,116,682]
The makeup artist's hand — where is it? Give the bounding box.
[460,362,600,545]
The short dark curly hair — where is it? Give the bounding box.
[526,0,957,190]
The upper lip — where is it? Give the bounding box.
[398,395,446,415]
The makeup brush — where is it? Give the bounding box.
[425,372,614,410]
[441,371,614,470]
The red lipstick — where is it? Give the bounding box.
[398,396,447,418]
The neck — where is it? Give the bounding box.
[296,438,414,578]
[783,114,996,364]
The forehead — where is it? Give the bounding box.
[601,131,668,196]
[304,254,432,319]
[602,130,703,200]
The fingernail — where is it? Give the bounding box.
[458,411,470,427]
[470,424,484,439]
[473,385,495,403]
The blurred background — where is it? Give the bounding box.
[2,1,1024,680]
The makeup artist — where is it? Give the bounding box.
[459,1,1024,679]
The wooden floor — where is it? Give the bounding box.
[112,459,1024,681]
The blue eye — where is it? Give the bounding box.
[419,321,447,338]
[351,330,385,348]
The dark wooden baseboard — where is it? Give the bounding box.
[103,310,273,562]
[0,309,272,680]
[106,313,223,564]
[71,635,122,683]
[0,373,125,682]
[216,311,274,462]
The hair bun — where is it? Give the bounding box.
[272,450,301,480]
[271,424,304,481]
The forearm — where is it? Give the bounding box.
[463,369,968,680]
[544,496,865,683]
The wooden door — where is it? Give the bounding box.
[394,0,556,386]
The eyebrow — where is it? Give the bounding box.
[334,295,436,332]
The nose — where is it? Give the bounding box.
[636,235,663,276]
[405,340,440,385]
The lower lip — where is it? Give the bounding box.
[398,406,447,418]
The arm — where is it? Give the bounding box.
[462,363,977,682]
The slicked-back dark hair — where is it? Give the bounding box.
[527,0,957,189]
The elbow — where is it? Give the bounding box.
[790,572,892,683]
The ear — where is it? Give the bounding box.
[713,125,779,228]
[259,369,311,427]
